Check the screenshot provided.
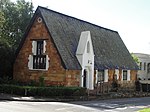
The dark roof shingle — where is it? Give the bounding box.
[17,6,138,70]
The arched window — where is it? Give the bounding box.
[87,41,90,53]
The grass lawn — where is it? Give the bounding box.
[139,108,150,112]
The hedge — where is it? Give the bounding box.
[141,84,150,92]
[0,84,86,97]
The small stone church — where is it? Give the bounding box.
[13,6,138,91]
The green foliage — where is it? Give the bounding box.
[1,0,33,47]
[0,11,5,28]
[139,108,150,112]
[0,0,34,78]
[131,53,140,64]
[39,75,45,87]
[0,40,14,77]
[0,84,86,97]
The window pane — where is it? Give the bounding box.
[33,55,46,69]
[33,40,46,69]
[147,63,150,73]
[123,70,127,80]
[139,62,142,70]
[98,70,104,82]
[144,62,146,70]
[37,41,43,55]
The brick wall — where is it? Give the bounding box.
[13,15,80,86]
[108,69,137,89]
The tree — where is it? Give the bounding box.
[131,53,140,64]
[0,0,34,78]
[1,0,33,48]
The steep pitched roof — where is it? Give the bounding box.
[16,6,138,70]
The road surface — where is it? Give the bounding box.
[0,97,150,112]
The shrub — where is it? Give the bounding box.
[0,84,86,97]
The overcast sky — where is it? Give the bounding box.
[12,0,150,54]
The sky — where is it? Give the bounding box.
[12,0,150,54]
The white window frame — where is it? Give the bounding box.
[121,70,130,81]
[104,69,108,82]
[115,69,119,80]
[28,40,49,71]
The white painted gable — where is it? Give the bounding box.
[76,31,94,55]
[76,31,94,66]
[76,31,94,90]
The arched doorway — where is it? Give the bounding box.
[83,69,87,88]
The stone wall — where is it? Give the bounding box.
[13,15,80,86]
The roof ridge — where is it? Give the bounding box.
[37,6,118,33]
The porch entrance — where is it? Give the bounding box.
[83,69,87,88]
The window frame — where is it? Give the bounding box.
[144,62,146,71]
[36,40,44,55]
[139,62,142,70]
[147,63,150,73]
[33,40,46,70]
[97,70,104,82]
[123,70,127,80]
[28,39,50,71]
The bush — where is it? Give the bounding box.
[141,84,150,92]
[0,84,86,97]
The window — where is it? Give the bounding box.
[33,40,46,69]
[28,40,49,70]
[144,62,146,70]
[123,70,127,80]
[147,63,150,73]
[97,70,104,82]
[139,62,142,70]
[87,41,90,53]
[36,41,44,55]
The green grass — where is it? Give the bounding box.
[139,108,150,112]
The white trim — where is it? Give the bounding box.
[76,31,94,90]
[28,55,33,70]
[89,67,94,90]
[95,70,98,84]
[86,68,90,89]
[104,69,108,82]
[121,70,130,81]
[46,55,49,70]
[127,70,131,81]
[32,41,37,55]
[115,69,119,80]
[121,70,123,81]
[28,54,49,71]
[43,40,46,53]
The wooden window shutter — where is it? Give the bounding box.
[43,40,46,53]
[127,70,130,81]
[104,69,108,82]
[115,69,119,80]
[32,41,37,55]
[28,55,33,69]
[46,55,49,70]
